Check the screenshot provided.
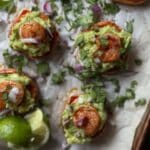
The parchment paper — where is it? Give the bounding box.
[0,0,150,150]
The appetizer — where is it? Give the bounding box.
[113,0,145,5]
[0,68,38,114]
[0,108,50,148]
[62,88,107,144]
[9,9,58,59]
[74,21,132,74]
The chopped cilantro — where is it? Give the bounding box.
[32,5,39,11]
[64,65,75,75]
[2,92,9,101]
[51,70,66,84]
[110,78,120,93]
[135,99,146,107]
[112,80,137,107]
[55,16,64,24]
[131,80,138,88]
[134,59,142,66]
[103,3,120,15]
[36,62,50,76]
[126,20,134,34]
[3,50,28,72]
[81,83,106,103]
[0,0,16,13]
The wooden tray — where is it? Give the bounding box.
[132,102,150,150]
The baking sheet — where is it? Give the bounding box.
[0,0,150,150]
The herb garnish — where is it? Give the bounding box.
[36,62,50,76]
[0,0,16,13]
[110,78,120,93]
[126,20,134,34]
[103,2,120,15]
[51,70,66,84]
[135,98,146,107]
[134,58,142,66]
[81,83,106,103]
[112,80,138,107]
[3,50,28,72]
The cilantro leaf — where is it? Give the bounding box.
[0,0,16,13]
[135,99,146,107]
[126,20,134,34]
[36,62,50,76]
[51,70,66,84]
[103,3,120,15]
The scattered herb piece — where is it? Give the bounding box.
[0,0,16,13]
[110,78,120,93]
[126,20,134,34]
[3,50,28,72]
[55,16,64,24]
[81,83,106,103]
[2,92,9,101]
[135,99,146,107]
[32,5,39,11]
[36,62,50,76]
[51,70,66,84]
[64,65,75,75]
[134,58,142,66]
[103,2,120,15]
[131,80,138,89]
[112,80,137,107]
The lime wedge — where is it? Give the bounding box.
[25,108,50,146]
[0,116,32,146]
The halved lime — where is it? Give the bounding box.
[25,108,50,146]
[0,116,32,146]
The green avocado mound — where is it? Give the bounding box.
[75,24,132,73]
[9,11,55,58]
[62,86,107,144]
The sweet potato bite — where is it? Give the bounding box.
[0,68,38,114]
[9,9,59,59]
[62,88,107,144]
[74,21,132,74]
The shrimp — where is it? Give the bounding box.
[73,106,100,136]
[40,13,49,21]
[0,81,24,108]
[20,21,47,42]
[94,21,121,32]
[0,68,16,74]
[98,34,121,62]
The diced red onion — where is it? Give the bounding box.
[74,64,84,73]
[43,1,53,15]
[21,38,39,44]
[91,3,102,21]
[62,141,70,150]
[0,109,10,116]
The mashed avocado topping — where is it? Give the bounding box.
[75,25,131,72]
[0,73,31,85]
[9,11,55,57]
[62,88,107,144]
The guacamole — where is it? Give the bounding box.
[62,88,107,144]
[9,11,56,58]
[75,24,132,73]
